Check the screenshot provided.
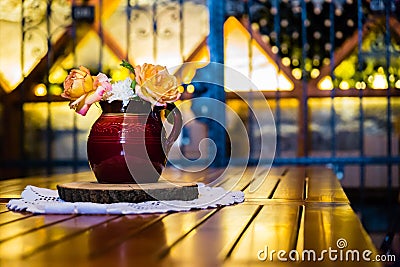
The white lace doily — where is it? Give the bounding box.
[7,183,245,214]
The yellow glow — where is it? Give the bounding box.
[305,61,312,71]
[49,66,68,84]
[355,81,366,90]
[186,84,195,94]
[49,84,63,95]
[310,68,320,79]
[318,76,334,90]
[339,80,350,90]
[377,66,385,74]
[371,73,388,89]
[282,57,291,67]
[33,84,47,96]
[292,58,300,66]
[224,16,293,91]
[292,68,302,80]
[271,46,279,54]
[110,68,130,82]
[395,80,400,89]
[178,85,185,93]
[389,74,395,83]
[181,67,196,84]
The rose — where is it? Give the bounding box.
[134,63,180,106]
[62,67,112,115]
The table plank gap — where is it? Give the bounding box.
[0,214,120,259]
[88,214,169,258]
[292,204,305,252]
[303,177,309,201]
[226,203,302,264]
[157,204,259,266]
[223,205,264,260]
[0,211,34,227]
[158,208,221,259]
[273,167,306,200]
[305,167,349,203]
[0,214,78,243]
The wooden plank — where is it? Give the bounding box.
[0,214,74,243]
[19,210,214,266]
[243,167,285,200]
[0,211,33,226]
[273,167,306,200]
[225,203,302,265]
[0,204,8,213]
[0,215,120,259]
[216,166,284,193]
[301,203,382,267]
[306,167,349,203]
[13,213,166,266]
[0,172,97,199]
[160,204,260,266]
[213,167,254,191]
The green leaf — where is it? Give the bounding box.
[120,60,135,74]
[130,80,137,94]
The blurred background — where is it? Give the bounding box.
[0,0,399,249]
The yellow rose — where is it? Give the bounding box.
[62,66,93,100]
[62,66,112,115]
[134,64,180,106]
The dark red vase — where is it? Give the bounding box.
[87,99,182,183]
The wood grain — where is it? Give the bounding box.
[0,166,382,267]
[57,181,198,203]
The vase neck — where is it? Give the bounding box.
[100,100,160,114]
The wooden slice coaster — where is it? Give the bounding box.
[57,182,198,204]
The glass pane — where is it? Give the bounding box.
[49,102,73,160]
[268,98,298,157]
[23,103,49,160]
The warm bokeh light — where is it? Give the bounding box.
[371,73,388,89]
[310,68,320,79]
[292,58,300,67]
[186,84,195,94]
[395,80,400,89]
[318,76,334,90]
[292,68,302,80]
[339,80,350,90]
[282,57,291,67]
[178,85,185,94]
[49,84,63,95]
[33,83,47,96]
[355,81,366,90]
[49,67,68,84]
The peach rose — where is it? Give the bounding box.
[62,67,111,115]
[134,64,180,106]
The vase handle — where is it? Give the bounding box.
[164,103,182,152]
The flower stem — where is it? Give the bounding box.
[120,60,137,94]
[120,60,135,74]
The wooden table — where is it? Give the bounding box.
[0,166,385,266]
